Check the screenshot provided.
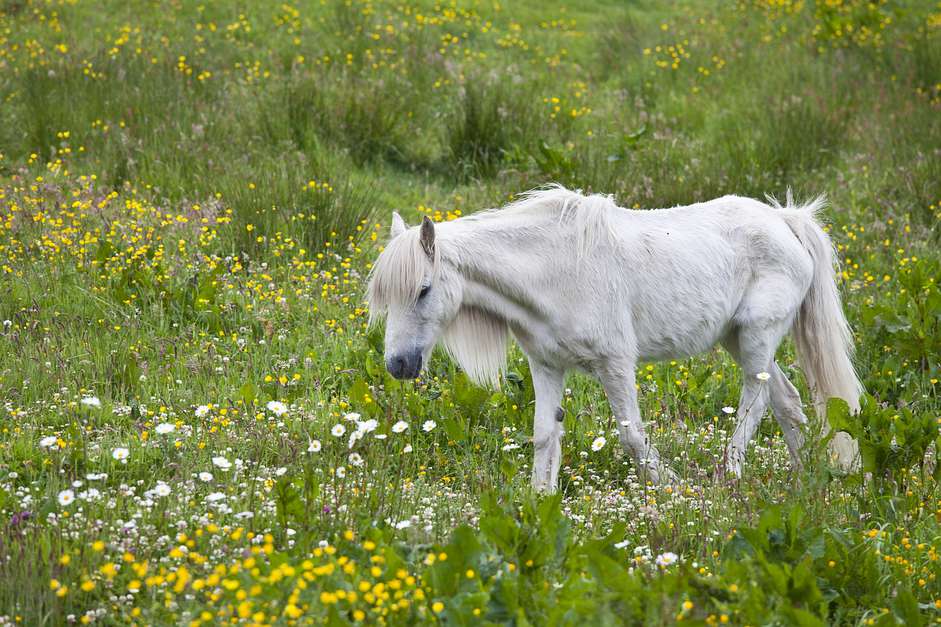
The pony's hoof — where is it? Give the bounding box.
[659,466,679,486]
[828,432,860,473]
[716,461,742,482]
[639,463,677,487]
[531,480,557,494]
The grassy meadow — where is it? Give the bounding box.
[1,0,940,624]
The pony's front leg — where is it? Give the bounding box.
[597,360,674,485]
[530,361,565,493]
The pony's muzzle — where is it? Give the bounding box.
[386,351,422,380]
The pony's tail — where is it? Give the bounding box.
[776,193,863,468]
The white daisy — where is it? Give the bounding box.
[112,447,130,463]
[266,401,288,416]
[212,456,232,470]
[195,405,210,418]
[57,489,75,506]
[331,424,346,437]
[591,436,607,452]
[155,422,175,435]
[39,436,58,448]
[422,420,436,432]
[357,418,378,434]
[307,439,322,453]
[391,420,409,433]
[80,396,102,409]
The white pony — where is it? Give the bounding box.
[367,186,861,492]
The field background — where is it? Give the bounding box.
[1,0,940,624]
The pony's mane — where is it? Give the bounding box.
[366,226,439,325]
[441,306,508,388]
[495,184,619,256]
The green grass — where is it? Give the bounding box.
[0,0,940,624]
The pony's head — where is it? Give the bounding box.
[366,214,463,380]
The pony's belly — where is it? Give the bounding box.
[637,330,724,362]
[634,306,734,361]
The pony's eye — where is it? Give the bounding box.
[418,285,431,300]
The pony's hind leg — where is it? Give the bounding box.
[725,330,808,471]
[721,318,794,477]
[768,363,809,471]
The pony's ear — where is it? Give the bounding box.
[420,216,435,257]
[390,212,407,238]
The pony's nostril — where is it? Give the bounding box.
[387,355,408,378]
[387,352,422,379]
[406,352,421,377]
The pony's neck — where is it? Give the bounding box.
[439,216,558,331]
